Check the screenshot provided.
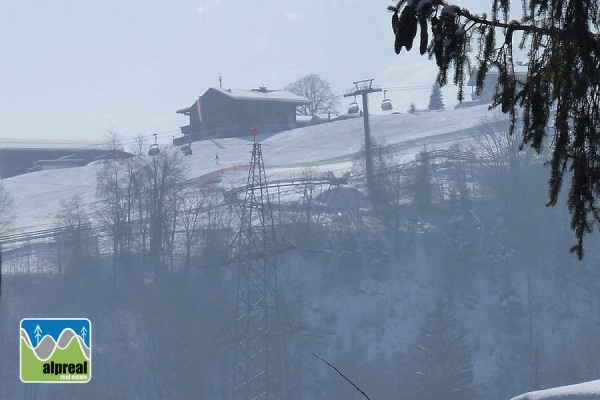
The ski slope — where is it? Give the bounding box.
[3,104,497,234]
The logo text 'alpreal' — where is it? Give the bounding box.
[20,318,91,383]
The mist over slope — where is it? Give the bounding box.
[2,105,600,399]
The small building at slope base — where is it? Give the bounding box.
[0,140,131,179]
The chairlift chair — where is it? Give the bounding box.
[148,144,160,156]
[381,99,393,111]
[347,101,360,114]
[148,133,160,156]
[381,90,393,111]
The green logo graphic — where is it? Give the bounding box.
[20,318,91,383]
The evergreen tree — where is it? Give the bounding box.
[412,299,476,400]
[388,0,600,258]
[427,82,444,111]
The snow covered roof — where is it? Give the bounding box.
[204,87,309,104]
[177,87,309,116]
[176,99,200,115]
[511,380,600,400]
[467,64,529,86]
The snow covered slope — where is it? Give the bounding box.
[3,105,600,400]
[3,104,495,234]
[511,381,600,400]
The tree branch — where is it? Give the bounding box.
[312,353,372,400]
[457,9,553,36]
[387,1,557,36]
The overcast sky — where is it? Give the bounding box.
[0,0,500,145]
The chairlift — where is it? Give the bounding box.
[381,99,393,111]
[148,133,160,156]
[148,144,160,156]
[180,143,192,156]
[347,97,360,114]
[381,90,393,111]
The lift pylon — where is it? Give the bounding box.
[232,140,283,400]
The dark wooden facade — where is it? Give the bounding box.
[175,87,308,144]
[0,146,130,178]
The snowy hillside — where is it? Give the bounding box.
[511,380,600,400]
[3,105,491,234]
[3,104,600,400]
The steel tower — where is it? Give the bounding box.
[232,141,282,400]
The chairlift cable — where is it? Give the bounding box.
[381,85,430,91]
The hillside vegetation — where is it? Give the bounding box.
[2,108,600,399]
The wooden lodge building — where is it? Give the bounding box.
[174,86,309,144]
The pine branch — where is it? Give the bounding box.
[312,353,372,400]
[388,1,567,37]
[459,10,539,33]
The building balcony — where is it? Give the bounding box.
[180,124,202,135]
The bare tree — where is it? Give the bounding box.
[96,156,137,280]
[296,168,329,244]
[0,180,14,235]
[471,114,535,199]
[0,180,13,301]
[131,134,147,156]
[285,73,339,116]
[55,194,96,273]
[96,143,186,281]
[139,146,186,278]
[178,186,206,271]
[197,184,230,266]
[104,130,122,151]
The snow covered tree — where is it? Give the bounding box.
[388,0,600,258]
[427,82,444,110]
[412,298,476,400]
[285,73,339,116]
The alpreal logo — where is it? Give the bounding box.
[20,318,91,383]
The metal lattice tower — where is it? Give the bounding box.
[232,141,282,400]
